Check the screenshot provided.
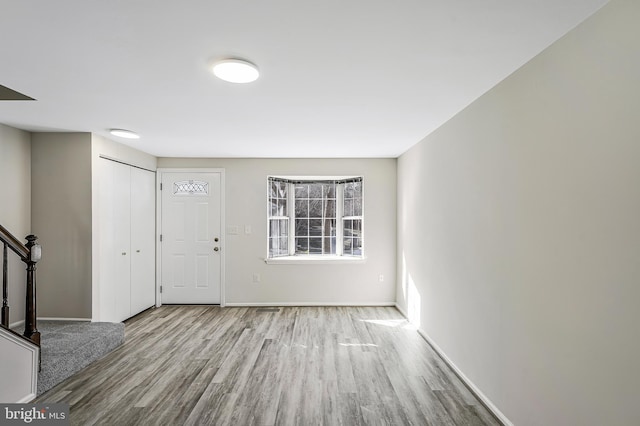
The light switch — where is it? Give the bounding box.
[245,225,252,234]
[227,225,239,235]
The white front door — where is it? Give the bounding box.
[161,171,222,304]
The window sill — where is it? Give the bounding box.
[265,255,367,265]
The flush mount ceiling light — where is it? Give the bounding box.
[109,129,140,139]
[212,58,259,83]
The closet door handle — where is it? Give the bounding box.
[122,252,127,256]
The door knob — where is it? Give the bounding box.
[214,237,219,242]
[214,247,219,252]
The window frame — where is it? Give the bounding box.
[266,176,365,264]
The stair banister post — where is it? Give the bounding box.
[2,243,8,327]
[24,234,41,346]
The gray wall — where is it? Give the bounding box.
[0,124,31,325]
[396,1,640,424]
[158,158,397,305]
[31,133,93,319]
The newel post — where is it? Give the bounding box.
[24,235,41,346]
[1,243,8,327]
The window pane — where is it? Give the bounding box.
[269,219,288,238]
[296,237,308,253]
[343,219,353,236]
[309,199,323,217]
[344,183,354,198]
[295,219,308,236]
[345,238,361,256]
[273,219,280,236]
[309,219,322,236]
[344,199,353,217]
[324,200,336,217]
[295,200,308,217]
[354,198,362,216]
[352,219,361,235]
[323,237,335,254]
[279,237,288,255]
[308,238,322,254]
[268,179,289,220]
[309,183,323,198]
[278,181,288,197]
[269,234,288,257]
[352,181,362,198]
[277,199,287,216]
[325,218,337,236]
[351,238,363,256]
[323,183,336,198]
[295,184,308,198]
[343,217,362,256]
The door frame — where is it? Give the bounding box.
[156,168,226,307]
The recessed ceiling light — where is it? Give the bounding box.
[212,58,259,83]
[109,129,140,139]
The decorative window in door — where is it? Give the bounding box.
[173,180,209,196]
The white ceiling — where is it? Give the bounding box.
[0,0,609,158]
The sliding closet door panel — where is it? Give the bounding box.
[130,167,156,314]
[114,162,132,322]
[97,159,131,322]
[97,159,117,322]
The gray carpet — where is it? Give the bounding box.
[36,321,125,395]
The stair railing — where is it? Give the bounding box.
[0,223,41,346]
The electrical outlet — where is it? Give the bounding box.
[252,273,261,283]
[379,274,384,282]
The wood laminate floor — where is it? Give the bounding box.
[36,306,501,426]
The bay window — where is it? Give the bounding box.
[267,176,364,260]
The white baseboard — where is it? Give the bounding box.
[9,317,91,329]
[9,319,24,329]
[224,302,396,307]
[17,393,37,403]
[394,303,408,318]
[38,317,92,322]
[394,303,512,426]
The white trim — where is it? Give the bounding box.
[10,317,92,329]
[224,302,396,307]
[394,303,512,426]
[265,255,367,265]
[394,303,408,318]
[9,319,24,329]
[17,393,37,403]
[269,175,361,181]
[336,183,344,255]
[156,168,226,307]
[38,317,92,322]
[0,327,39,402]
[155,169,162,308]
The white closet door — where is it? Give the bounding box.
[97,158,118,322]
[114,162,132,322]
[98,159,132,322]
[130,167,156,314]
